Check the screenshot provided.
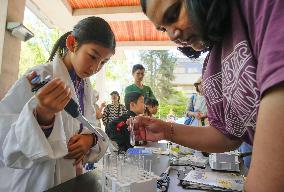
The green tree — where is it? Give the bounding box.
[158,90,188,119]
[139,50,176,102]
[104,59,132,94]
[19,9,61,77]
[139,50,189,119]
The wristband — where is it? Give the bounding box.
[166,122,175,141]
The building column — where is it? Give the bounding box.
[95,66,107,103]
[0,0,26,99]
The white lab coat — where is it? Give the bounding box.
[0,56,108,192]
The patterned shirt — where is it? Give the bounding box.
[202,0,284,145]
[102,103,127,127]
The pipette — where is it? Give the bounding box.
[31,75,105,141]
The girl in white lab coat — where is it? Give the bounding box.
[0,16,116,192]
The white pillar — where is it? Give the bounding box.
[0,0,8,74]
[0,0,26,99]
[95,66,107,104]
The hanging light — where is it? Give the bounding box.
[6,22,34,41]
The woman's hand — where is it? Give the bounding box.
[196,112,203,119]
[196,112,207,119]
[65,134,94,165]
[187,111,198,118]
[130,116,169,142]
[100,102,106,108]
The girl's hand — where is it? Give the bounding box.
[26,71,71,125]
[26,71,38,84]
[65,134,94,165]
[35,78,71,125]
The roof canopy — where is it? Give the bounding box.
[26,0,176,49]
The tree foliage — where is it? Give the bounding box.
[104,59,132,94]
[158,90,188,119]
[19,10,60,77]
[139,50,188,119]
[139,50,176,102]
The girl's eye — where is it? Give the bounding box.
[89,54,96,60]
[167,10,180,23]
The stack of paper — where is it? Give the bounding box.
[170,154,209,168]
[181,169,244,191]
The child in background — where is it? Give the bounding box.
[106,92,144,152]
[144,98,159,117]
[0,16,115,192]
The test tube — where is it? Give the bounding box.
[130,156,139,178]
[129,117,136,146]
[110,154,118,176]
[117,161,122,181]
[121,157,128,179]
[145,159,152,176]
[103,154,110,172]
[138,154,145,171]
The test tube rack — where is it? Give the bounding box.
[101,153,159,192]
[102,168,158,192]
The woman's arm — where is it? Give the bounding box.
[245,84,284,192]
[165,123,241,152]
[96,102,105,119]
[133,117,241,153]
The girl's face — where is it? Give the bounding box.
[111,94,119,102]
[145,0,206,51]
[71,42,113,78]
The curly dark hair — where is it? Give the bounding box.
[140,0,230,58]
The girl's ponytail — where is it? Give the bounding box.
[47,31,71,62]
